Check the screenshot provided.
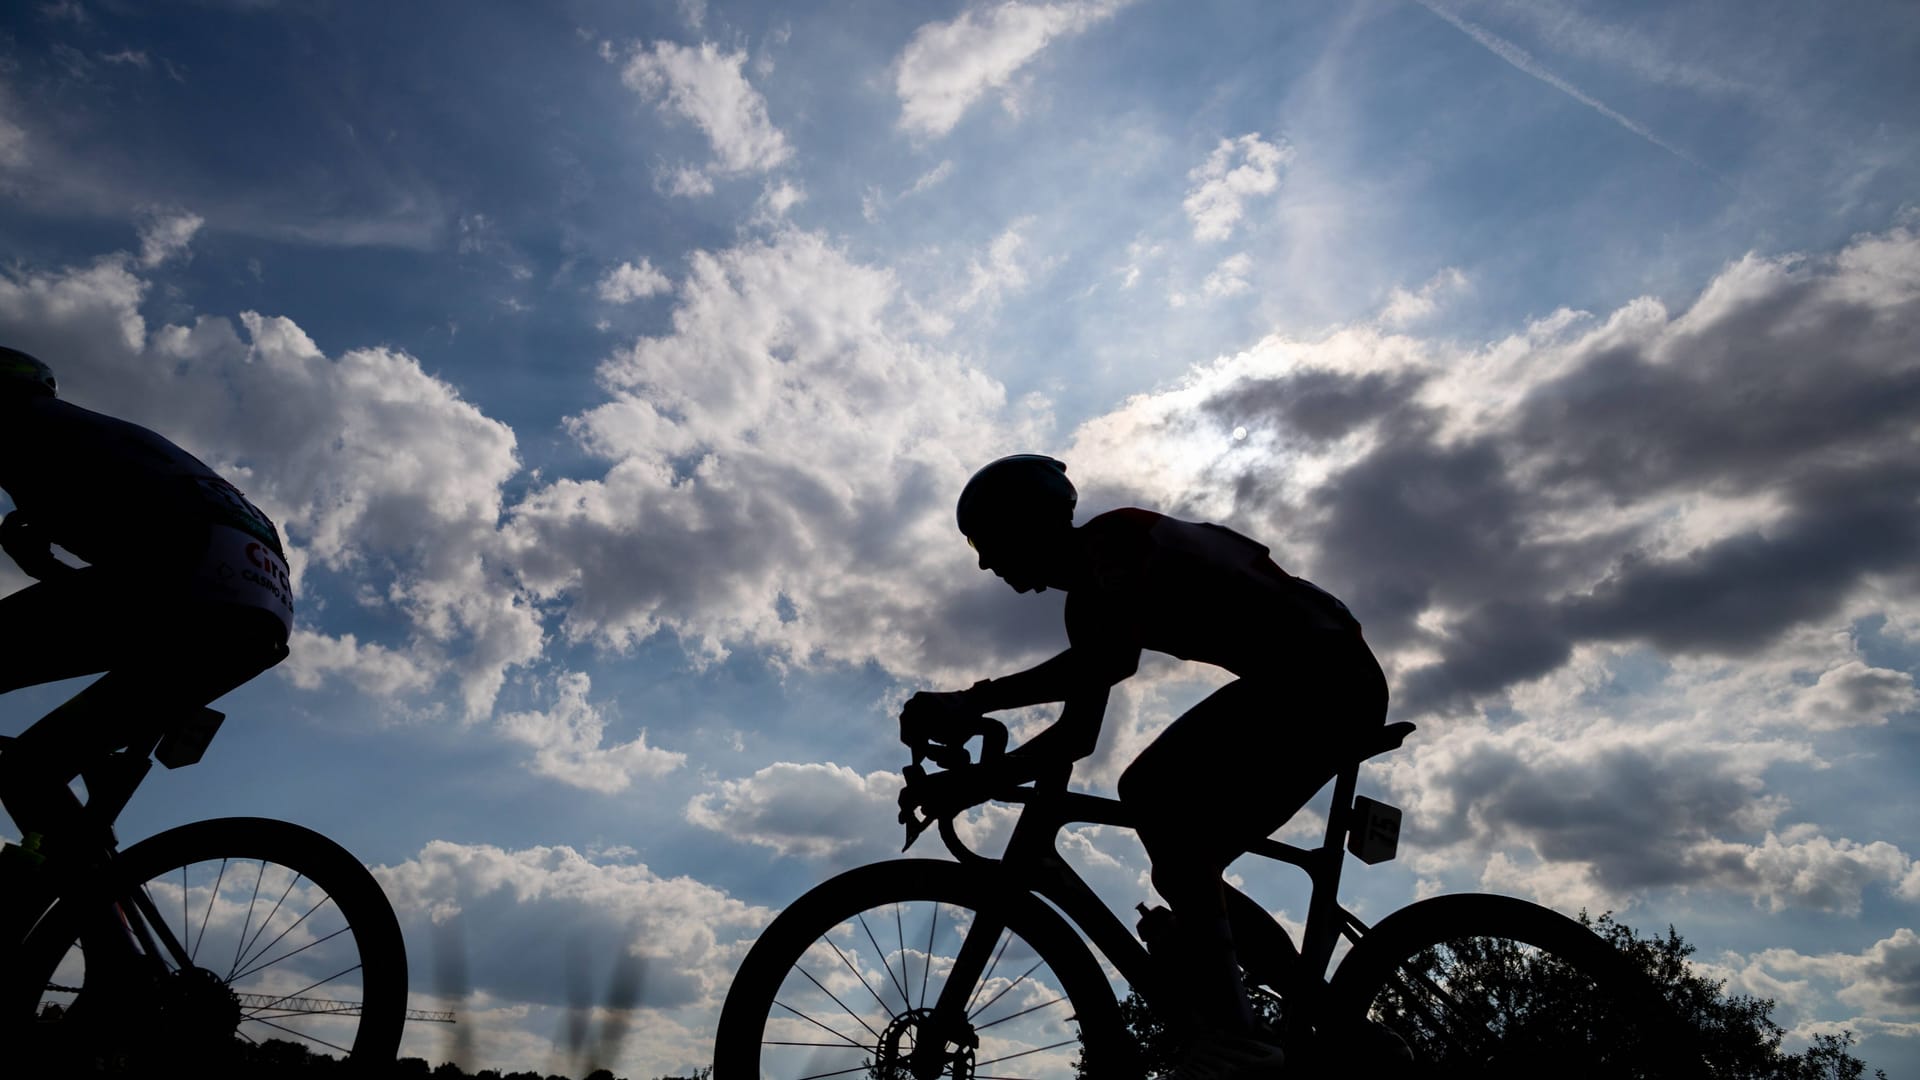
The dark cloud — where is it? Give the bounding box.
[1178,231,1920,717]
[1202,369,1420,443]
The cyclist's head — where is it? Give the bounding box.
[957,455,1076,591]
[0,346,57,400]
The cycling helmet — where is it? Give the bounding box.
[0,347,56,398]
[956,454,1077,539]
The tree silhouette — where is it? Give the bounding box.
[1089,912,1886,1079]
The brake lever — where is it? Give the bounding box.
[899,763,933,850]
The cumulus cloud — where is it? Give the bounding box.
[1720,929,1920,1029]
[503,226,1057,680]
[1183,133,1292,242]
[620,39,791,190]
[894,0,1133,137]
[597,258,672,304]
[280,629,438,698]
[684,761,900,860]
[496,672,686,793]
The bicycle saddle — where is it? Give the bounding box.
[1357,721,1416,762]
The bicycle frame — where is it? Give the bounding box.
[2,720,213,975]
[917,726,1409,1061]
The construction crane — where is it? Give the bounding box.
[43,986,456,1024]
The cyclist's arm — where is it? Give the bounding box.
[967,644,1135,784]
[962,645,1138,716]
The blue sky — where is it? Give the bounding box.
[3,0,1918,1074]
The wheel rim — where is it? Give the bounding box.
[753,897,1089,1079]
[37,854,379,1064]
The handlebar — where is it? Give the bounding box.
[899,715,1010,851]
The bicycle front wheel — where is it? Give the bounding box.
[15,816,408,1072]
[1325,893,1695,1079]
[714,859,1131,1079]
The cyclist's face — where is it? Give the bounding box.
[967,532,1047,592]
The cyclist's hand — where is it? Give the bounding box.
[899,690,980,761]
[0,511,73,580]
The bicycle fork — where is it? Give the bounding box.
[908,909,1007,1078]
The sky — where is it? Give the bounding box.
[2,0,1918,1074]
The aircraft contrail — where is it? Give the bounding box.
[1410,0,1719,180]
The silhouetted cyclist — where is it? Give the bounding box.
[0,345,294,862]
[900,453,1387,1079]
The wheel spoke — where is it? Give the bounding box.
[230,859,269,979]
[967,928,1013,1016]
[968,956,1044,1022]
[247,1014,354,1055]
[196,858,229,961]
[234,892,337,979]
[826,935,894,1018]
[791,957,885,1043]
[231,923,352,983]
[239,961,365,1017]
[772,997,869,1051]
[973,993,1067,1031]
[235,869,303,977]
[858,910,911,1011]
[920,901,938,1011]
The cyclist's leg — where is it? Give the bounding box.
[0,567,139,846]
[1116,639,1388,1034]
[0,596,288,848]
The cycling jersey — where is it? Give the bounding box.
[1065,509,1361,676]
[0,395,293,631]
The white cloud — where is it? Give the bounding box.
[894,0,1133,137]
[1725,929,1920,1025]
[621,40,792,189]
[1201,251,1254,298]
[685,761,900,859]
[597,258,672,304]
[502,227,1052,681]
[910,159,955,193]
[1378,266,1469,326]
[280,629,437,698]
[751,178,806,223]
[1183,133,1292,242]
[496,672,686,793]
[956,217,1044,311]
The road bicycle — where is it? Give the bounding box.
[714,717,1692,1078]
[0,692,409,1073]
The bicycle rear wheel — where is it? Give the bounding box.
[11,816,408,1073]
[713,859,1132,1079]
[1325,893,1697,1079]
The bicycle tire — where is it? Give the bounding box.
[713,859,1133,1079]
[1325,893,1698,1079]
[9,816,408,1073]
